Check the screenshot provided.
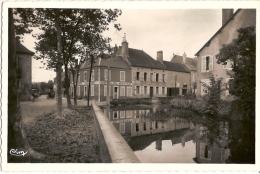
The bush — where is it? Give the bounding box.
[110,98,152,106]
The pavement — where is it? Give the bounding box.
[20,95,92,126]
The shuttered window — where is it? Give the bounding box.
[201,56,213,72]
[201,79,210,95]
[120,86,125,96]
[127,87,132,97]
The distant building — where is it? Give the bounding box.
[117,34,192,97]
[16,39,34,100]
[171,53,197,94]
[195,9,256,99]
[74,53,132,101]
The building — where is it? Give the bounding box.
[171,53,197,94]
[16,39,34,100]
[117,34,192,97]
[74,53,132,102]
[74,34,193,100]
[195,9,256,99]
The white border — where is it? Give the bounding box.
[1,0,260,172]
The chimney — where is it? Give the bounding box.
[222,9,234,26]
[183,52,186,64]
[113,44,118,56]
[157,51,163,63]
[121,33,129,59]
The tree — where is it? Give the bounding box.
[17,9,121,107]
[216,26,256,163]
[216,26,255,120]
[201,72,225,116]
[8,8,45,162]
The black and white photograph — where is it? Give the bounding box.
[1,1,260,172]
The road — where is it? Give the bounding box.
[20,95,87,126]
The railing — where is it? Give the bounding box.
[91,101,140,163]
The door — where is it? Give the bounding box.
[150,87,153,97]
[113,86,118,99]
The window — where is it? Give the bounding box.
[162,74,165,82]
[201,56,213,72]
[144,72,147,81]
[143,122,147,131]
[223,60,233,70]
[104,69,108,80]
[119,123,125,133]
[136,86,140,95]
[91,85,94,96]
[150,73,153,81]
[200,143,212,160]
[120,71,125,81]
[84,86,87,96]
[155,121,158,129]
[84,71,87,81]
[156,73,159,82]
[120,111,125,118]
[127,87,132,97]
[113,111,118,119]
[156,87,159,94]
[77,86,80,96]
[162,87,165,95]
[126,111,132,118]
[120,86,125,96]
[136,123,139,132]
[91,70,94,81]
[104,85,107,96]
[136,72,140,80]
[144,86,147,95]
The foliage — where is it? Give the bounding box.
[201,73,225,115]
[216,26,255,121]
[110,98,152,106]
[25,108,100,162]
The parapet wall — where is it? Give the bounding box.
[91,101,140,163]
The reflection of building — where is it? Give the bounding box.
[156,138,162,151]
[16,39,34,100]
[195,9,256,99]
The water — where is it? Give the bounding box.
[103,104,255,164]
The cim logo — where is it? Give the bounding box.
[9,149,28,157]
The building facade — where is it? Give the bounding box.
[16,40,34,100]
[195,9,256,99]
[171,53,197,94]
[73,54,132,102]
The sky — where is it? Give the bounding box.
[22,9,223,82]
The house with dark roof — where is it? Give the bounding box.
[117,34,192,97]
[74,52,132,102]
[195,9,256,99]
[16,39,34,100]
[171,53,197,94]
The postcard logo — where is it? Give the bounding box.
[10,149,28,157]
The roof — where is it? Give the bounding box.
[171,55,197,71]
[16,42,34,55]
[82,55,131,70]
[163,61,190,73]
[127,48,166,70]
[195,9,241,56]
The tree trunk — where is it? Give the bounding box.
[73,84,77,105]
[87,55,94,107]
[55,10,63,117]
[8,9,45,162]
[64,63,71,108]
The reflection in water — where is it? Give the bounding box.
[103,104,252,163]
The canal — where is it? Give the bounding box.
[103,104,255,164]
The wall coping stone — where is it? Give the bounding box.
[92,100,140,163]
